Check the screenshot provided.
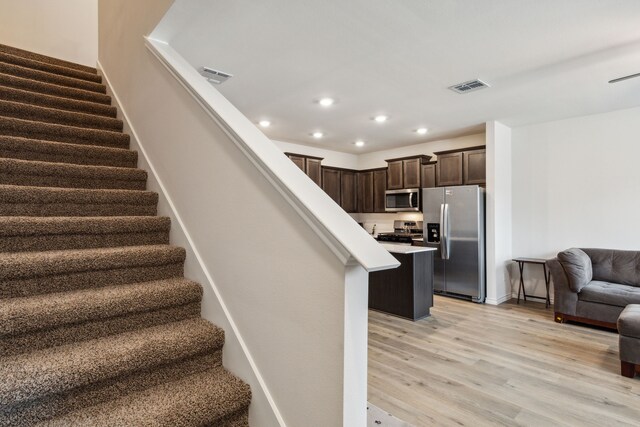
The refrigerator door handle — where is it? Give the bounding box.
[439,203,446,259]
[443,203,450,260]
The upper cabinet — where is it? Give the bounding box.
[340,170,358,213]
[463,148,486,185]
[385,155,432,190]
[358,171,374,213]
[285,153,323,186]
[321,167,341,205]
[373,169,387,213]
[433,146,486,187]
[421,162,437,188]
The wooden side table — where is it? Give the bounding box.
[512,257,551,308]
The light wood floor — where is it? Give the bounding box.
[368,296,640,427]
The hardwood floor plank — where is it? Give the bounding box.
[368,296,640,426]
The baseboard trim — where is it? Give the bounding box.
[485,293,511,305]
[97,61,284,426]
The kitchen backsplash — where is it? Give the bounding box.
[350,212,424,236]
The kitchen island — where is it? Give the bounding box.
[369,245,436,321]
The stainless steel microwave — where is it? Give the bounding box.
[385,188,420,212]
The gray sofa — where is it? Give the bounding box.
[547,248,640,329]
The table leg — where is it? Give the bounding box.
[543,263,551,309]
[517,261,525,304]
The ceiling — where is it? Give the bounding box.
[155,0,640,153]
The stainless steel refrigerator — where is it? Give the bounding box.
[422,185,485,303]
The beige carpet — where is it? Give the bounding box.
[0,43,250,426]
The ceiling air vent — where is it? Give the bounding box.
[448,79,490,94]
[199,67,233,85]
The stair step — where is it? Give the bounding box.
[0,216,170,252]
[0,85,116,118]
[0,72,111,104]
[0,135,137,168]
[0,184,157,217]
[0,278,202,339]
[0,61,105,94]
[0,99,122,131]
[0,318,223,407]
[0,43,97,74]
[0,116,129,149]
[0,158,146,190]
[0,51,102,84]
[45,367,250,427]
[0,244,184,299]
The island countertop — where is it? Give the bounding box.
[380,243,437,255]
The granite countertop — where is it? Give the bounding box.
[380,243,437,254]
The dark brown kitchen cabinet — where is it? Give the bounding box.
[421,162,437,188]
[463,148,486,185]
[305,157,322,186]
[386,155,432,189]
[436,152,463,186]
[285,152,323,187]
[403,158,421,188]
[433,145,486,187]
[341,170,358,213]
[386,160,403,190]
[373,169,387,213]
[357,171,374,213]
[321,167,341,205]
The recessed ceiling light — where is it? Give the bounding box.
[319,98,335,107]
[373,115,388,123]
[312,132,324,139]
[354,140,365,147]
[416,127,428,135]
[258,120,271,128]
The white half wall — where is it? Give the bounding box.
[0,0,98,66]
[486,121,512,305]
[511,106,640,299]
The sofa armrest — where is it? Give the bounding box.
[547,258,578,316]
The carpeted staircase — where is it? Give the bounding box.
[0,44,251,426]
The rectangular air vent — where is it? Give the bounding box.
[199,67,233,84]
[448,79,490,94]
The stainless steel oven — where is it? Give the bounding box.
[385,188,420,212]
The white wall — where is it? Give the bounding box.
[0,0,97,66]
[511,106,640,299]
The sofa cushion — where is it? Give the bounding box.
[579,281,640,307]
[558,248,593,292]
[618,304,640,339]
[582,248,640,287]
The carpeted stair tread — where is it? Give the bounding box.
[0,62,105,94]
[0,278,202,337]
[0,216,170,252]
[0,86,116,118]
[0,44,96,74]
[0,185,157,217]
[0,158,147,190]
[43,366,250,427]
[0,318,224,406]
[0,99,123,131]
[1,352,221,427]
[0,244,185,282]
[0,51,102,84]
[0,116,129,149]
[0,73,111,104]
[0,135,137,168]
